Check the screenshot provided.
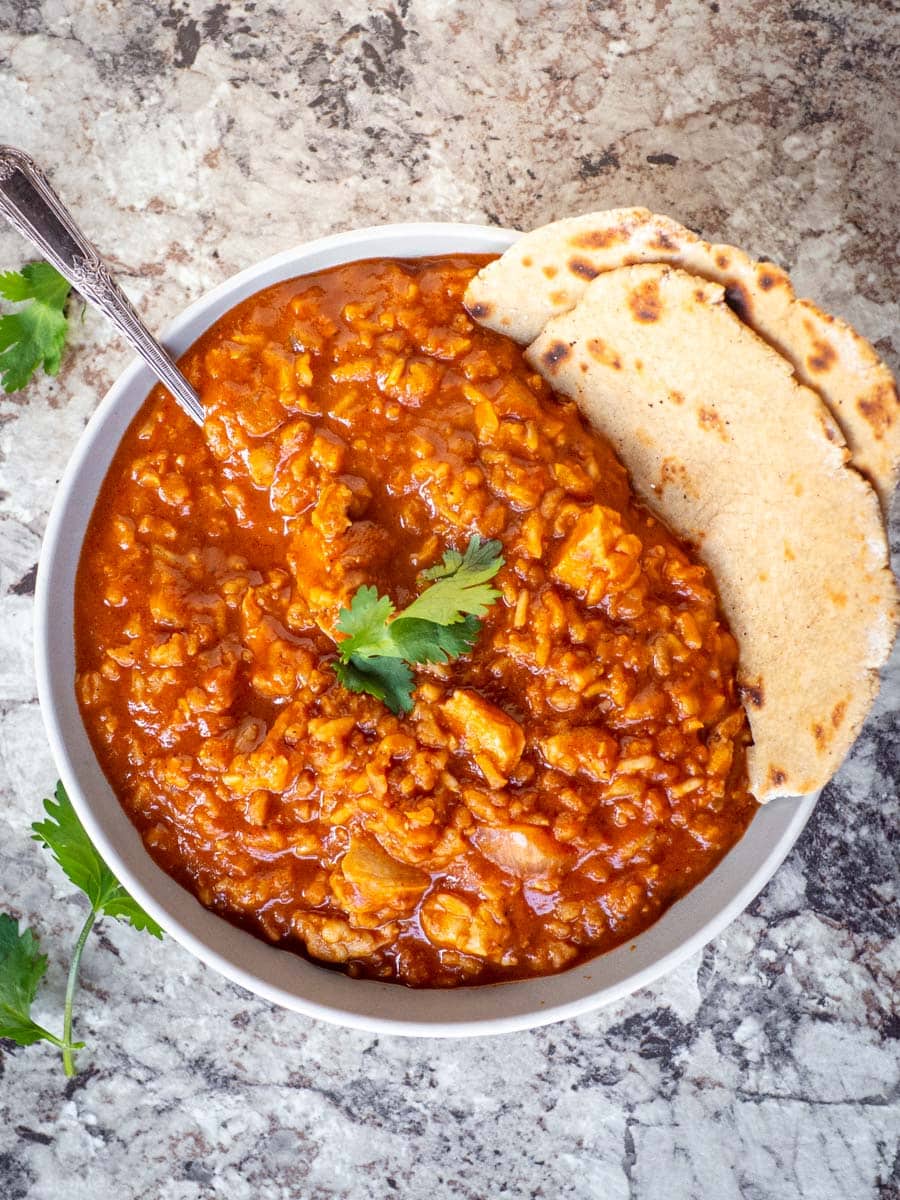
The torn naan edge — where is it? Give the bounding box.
[525,264,896,802]
[465,208,899,511]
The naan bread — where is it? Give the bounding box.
[465,209,900,511]
[525,264,896,801]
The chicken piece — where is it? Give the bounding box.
[292,913,391,964]
[472,824,571,879]
[441,689,525,788]
[540,727,619,783]
[223,743,290,795]
[287,519,391,638]
[334,835,429,925]
[148,561,189,629]
[419,891,509,960]
[552,505,643,606]
[310,473,372,541]
[311,481,354,540]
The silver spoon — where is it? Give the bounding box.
[0,145,204,425]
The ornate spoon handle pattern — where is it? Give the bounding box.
[0,145,204,425]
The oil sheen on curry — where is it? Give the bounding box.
[75,255,757,987]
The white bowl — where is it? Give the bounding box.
[35,223,817,1036]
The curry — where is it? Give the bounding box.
[74,255,756,986]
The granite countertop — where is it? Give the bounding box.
[0,2,897,1197]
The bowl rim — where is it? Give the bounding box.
[34,221,818,1036]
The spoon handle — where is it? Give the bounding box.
[0,145,204,425]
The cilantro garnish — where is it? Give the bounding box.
[334,655,417,714]
[333,536,504,714]
[0,783,162,1077]
[0,916,74,1052]
[0,261,72,392]
[32,785,162,937]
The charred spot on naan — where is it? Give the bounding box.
[628,277,663,323]
[467,301,491,320]
[723,282,752,322]
[756,263,789,293]
[542,265,558,279]
[811,696,854,748]
[856,381,898,439]
[806,338,837,374]
[570,227,627,250]
[657,457,698,497]
[568,257,600,281]
[586,337,622,370]
[540,341,572,372]
[814,408,840,444]
[698,406,729,440]
[740,680,765,709]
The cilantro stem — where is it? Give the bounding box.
[62,908,96,1077]
[34,1027,68,1049]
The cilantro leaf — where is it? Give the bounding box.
[421,535,504,583]
[0,262,72,393]
[335,585,397,659]
[334,656,415,715]
[400,536,503,624]
[0,914,70,1049]
[32,783,163,938]
[387,615,482,663]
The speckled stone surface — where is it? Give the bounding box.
[0,2,898,1197]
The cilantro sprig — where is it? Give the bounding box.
[0,261,73,392]
[1,783,162,1076]
[333,536,504,714]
